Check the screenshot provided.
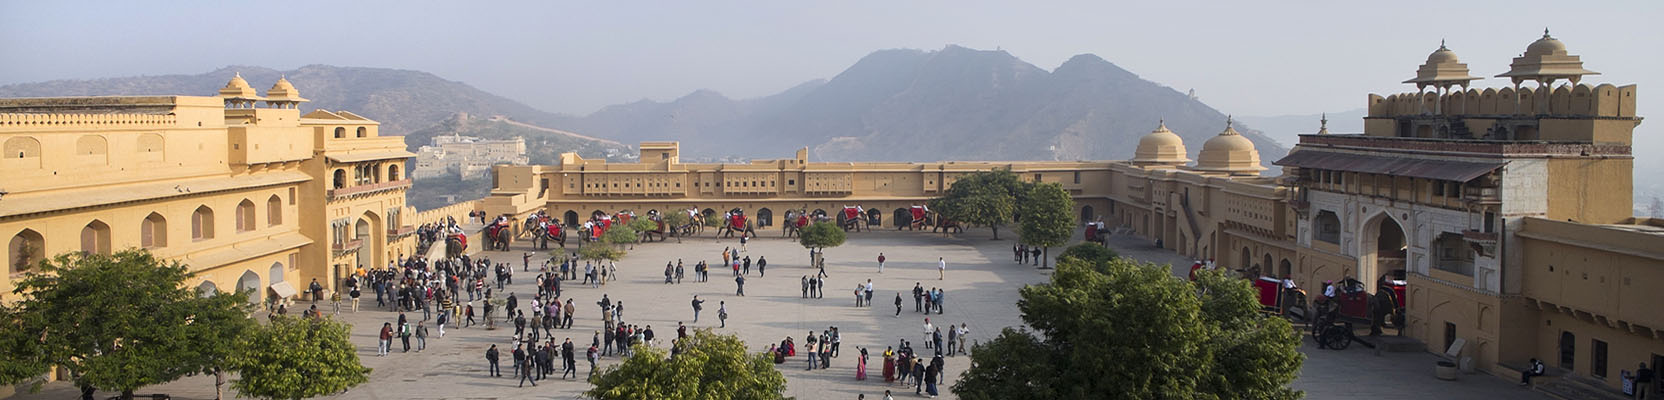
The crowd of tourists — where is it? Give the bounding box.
[337,212,986,398]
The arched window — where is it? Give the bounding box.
[236,200,256,232]
[334,127,346,139]
[141,212,167,249]
[333,169,347,189]
[192,206,215,241]
[137,133,165,162]
[388,164,401,181]
[9,229,45,274]
[196,281,219,297]
[1314,211,1341,244]
[80,220,111,255]
[355,127,367,138]
[267,195,283,226]
[3,137,42,168]
[75,135,108,164]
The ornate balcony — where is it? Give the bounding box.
[328,179,411,200]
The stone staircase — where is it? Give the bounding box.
[1534,375,1631,400]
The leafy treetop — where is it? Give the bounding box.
[587,330,787,400]
[797,221,846,251]
[952,256,1303,400]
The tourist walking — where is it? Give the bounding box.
[414,322,428,352]
[877,253,886,273]
[736,274,746,296]
[757,256,767,277]
[377,322,392,356]
[718,301,728,328]
[937,257,945,280]
[562,338,577,379]
[486,344,501,377]
[894,292,903,317]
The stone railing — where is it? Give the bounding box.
[413,199,482,227]
[327,179,411,199]
[0,113,176,127]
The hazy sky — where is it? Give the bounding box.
[3,1,1661,122]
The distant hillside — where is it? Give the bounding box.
[406,113,634,166]
[1236,109,1366,148]
[559,46,1288,165]
[0,65,577,139]
[403,114,635,210]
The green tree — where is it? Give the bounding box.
[929,168,1030,239]
[587,330,787,400]
[953,257,1303,400]
[799,221,845,270]
[229,316,370,400]
[703,213,725,230]
[798,221,846,252]
[602,223,639,246]
[1018,182,1074,268]
[1057,242,1117,265]
[0,250,252,399]
[183,287,259,400]
[663,212,691,243]
[579,244,626,263]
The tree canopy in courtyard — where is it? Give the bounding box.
[1058,242,1117,265]
[798,221,846,252]
[929,168,1029,239]
[229,315,370,400]
[587,330,787,400]
[663,212,692,242]
[0,250,257,399]
[953,257,1304,400]
[1018,182,1074,268]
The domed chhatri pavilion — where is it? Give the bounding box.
[1129,120,1188,167]
[1190,117,1265,176]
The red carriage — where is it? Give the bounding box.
[1313,270,1407,336]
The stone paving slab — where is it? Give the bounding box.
[11,229,1548,400]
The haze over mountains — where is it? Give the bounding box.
[557,45,1287,163]
[0,45,1286,167]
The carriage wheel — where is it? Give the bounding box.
[1326,327,1352,350]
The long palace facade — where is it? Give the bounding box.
[485,32,1662,391]
[0,76,476,307]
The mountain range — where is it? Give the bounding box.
[0,45,1286,167]
[558,45,1288,163]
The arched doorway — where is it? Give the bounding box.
[237,270,261,304]
[757,208,773,227]
[355,218,373,270]
[1239,247,1252,270]
[1558,331,1576,368]
[1361,214,1407,289]
[893,209,910,227]
[867,208,882,226]
[1279,259,1293,278]
[701,208,715,217]
[269,262,286,286]
[1080,205,1095,223]
[563,210,579,227]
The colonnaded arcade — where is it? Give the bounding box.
[1,31,1660,393]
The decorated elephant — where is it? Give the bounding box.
[445,233,467,259]
[485,221,514,251]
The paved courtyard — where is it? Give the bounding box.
[14,228,1548,400]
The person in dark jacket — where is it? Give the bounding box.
[562,338,578,379]
[485,345,501,377]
